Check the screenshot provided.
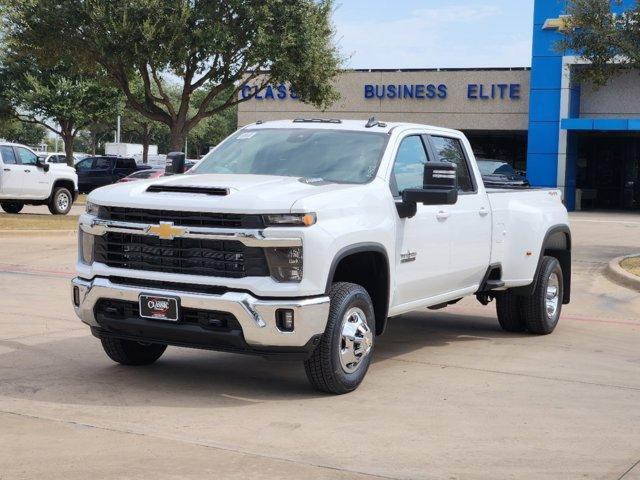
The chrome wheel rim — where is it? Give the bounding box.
[339,307,373,374]
[57,192,70,211]
[546,272,560,320]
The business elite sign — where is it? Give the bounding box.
[241,82,521,102]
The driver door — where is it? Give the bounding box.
[391,134,454,306]
[0,146,24,198]
[16,146,50,198]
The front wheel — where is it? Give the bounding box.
[100,337,167,365]
[1,202,24,214]
[304,282,375,394]
[48,187,73,215]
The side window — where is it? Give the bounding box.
[76,159,92,171]
[430,136,474,192]
[16,147,38,166]
[94,158,111,170]
[116,158,134,169]
[391,136,429,196]
[0,146,18,164]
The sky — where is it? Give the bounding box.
[332,0,535,69]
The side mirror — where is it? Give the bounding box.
[397,162,458,219]
[402,162,458,206]
[36,159,50,173]
[165,151,185,176]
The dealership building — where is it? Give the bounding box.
[238,0,640,211]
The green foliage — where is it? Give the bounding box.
[1,0,342,149]
[0,35,124,164]
[561,0,640,85]
[0,117,46,145]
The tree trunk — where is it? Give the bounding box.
[142,132,150,164]
[63,134,75,167]
[169,126,187,153]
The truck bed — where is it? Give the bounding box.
[487,188,569,288]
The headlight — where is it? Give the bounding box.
[85,201,100,216]
[265,247,303,282]
[80,231,95,265]
[263,213,316,227]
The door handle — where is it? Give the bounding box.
[24,169,31,173]
[479,207,489,217]
[3,168,9,172]
[436,210,450,220]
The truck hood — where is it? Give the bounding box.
[88,173,360,213]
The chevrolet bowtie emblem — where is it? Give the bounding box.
[147,222,186,240]
[543,15,570,32]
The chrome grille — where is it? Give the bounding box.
[94,232,269,278]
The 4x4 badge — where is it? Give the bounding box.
[146,222,186,240]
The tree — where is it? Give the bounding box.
[560,0,640,85]
[0,116,46,145]
[121,106,168,163]
[0,54,124,166]
[3,0,342,152]
[76,120,115,156]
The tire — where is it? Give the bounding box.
[495,290,527,332]
[304,282,375,394]
[48,187,73,215]
[0,202,24,214]
[100,337,167,366]
[521,256,563,335]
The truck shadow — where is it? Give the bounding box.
[0,310,527,408]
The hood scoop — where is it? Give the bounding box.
[146,185,229,196]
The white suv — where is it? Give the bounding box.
[0,142,78,215]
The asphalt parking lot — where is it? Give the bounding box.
[1,211,639,480]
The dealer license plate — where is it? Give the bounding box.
[139,294,179,322]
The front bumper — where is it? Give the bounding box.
[71,277,330,355]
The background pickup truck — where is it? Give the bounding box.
[0,142,78,215]
[75,156,151,192]
[72,119,571,394]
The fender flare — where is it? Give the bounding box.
[325,242,391,334]
[513,224,572,303]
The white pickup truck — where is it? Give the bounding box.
[71,119,571,394]
[0,142,78,215]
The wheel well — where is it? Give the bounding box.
[329,249,389,336]
[52,180,76,200]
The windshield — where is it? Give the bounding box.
[477,159,516,176]
[193,128,388,184]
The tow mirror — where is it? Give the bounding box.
[396,162,458,219]
[401,162,458,206]
[165,151,185,176]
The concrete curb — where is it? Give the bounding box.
[606,255,640,292]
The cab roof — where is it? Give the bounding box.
[243,118,462,136]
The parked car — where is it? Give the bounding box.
[37,152,81,166]
[477,158,530,188]
[75,156,151,192]
[72,119,571,394]
[117,168,165,183]
[0,142,78,214]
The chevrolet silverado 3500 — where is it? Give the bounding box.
[71,119,571,394]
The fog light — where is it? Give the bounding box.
[276,309,294,332]
[73,286,80,307]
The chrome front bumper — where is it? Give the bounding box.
[71,277,330,348]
